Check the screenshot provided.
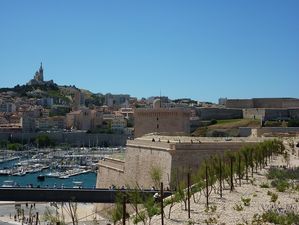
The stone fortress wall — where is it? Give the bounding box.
[134,108,190,137]
[222,98,299,121]
[196,108,243,120]
[97,136,259,190]
[226,98,299,109]
[242,108,299,120]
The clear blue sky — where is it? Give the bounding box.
[0,0,298,103]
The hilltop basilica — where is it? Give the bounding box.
[27,63,55,86]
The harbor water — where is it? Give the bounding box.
[0,159,97,188]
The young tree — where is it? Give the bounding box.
[150,166,162,190]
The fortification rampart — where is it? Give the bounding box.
[257,127,299,136]
[134,108,190,137]
[196,108,242,120]
[226,98,299,109]
[97,137,259,190]
[225,99,254,108]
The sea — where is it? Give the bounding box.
[0,159,97,189]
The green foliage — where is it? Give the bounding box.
[35,134,55,148]
[43,207,65,225]
[267,167,299,180]
[267,190,279,203]
[241,197,251,206]
[144,196,159,222]
[250,214,264,225]
[0,84,59,97]
[267,167,286,180]
[186,219,196,225]
[108,192,125,225]
[233,203,244,211]
[0,140,8,149]
[149,166,162,189]
[269,192,278,203]
[262,210,299,225]
[287,119,299,127]
[271,179,289,192]
[264,120,284,127]
[132,211,146,225]
[7,143,23,151]
[205,205,217,213]
[204,216,218,225]
[260,182,270,188]
[210,119,217,125]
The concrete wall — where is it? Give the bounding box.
[196,108,242,120]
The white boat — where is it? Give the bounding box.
[45,172,60,178]
[1,180,17,187]
[72,181,83,189]
[0,169,11,175]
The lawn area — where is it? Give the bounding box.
[210,118,260,129]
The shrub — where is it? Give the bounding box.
[233,203,243,211]
[205,205,217,213]
[267,168,286,180]
[271,179,289,192]
[260,182,270,188]
[204,216,218,225]
[241,197,251,206]
[210,119,217,125]
[132,211,146,225]
[262,210,299,225]
[287,119,299,127]
[7,143,23,151]
[271,193,278,203]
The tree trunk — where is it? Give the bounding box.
[219,159,222,198]
[230,157,234,192]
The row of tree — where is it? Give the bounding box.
[0,134,56,150]
[184,139,285,210]
[107,139,286,224]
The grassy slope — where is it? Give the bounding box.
[209,119,260,129]
[192,119,260,136]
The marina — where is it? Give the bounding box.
[0,146,125,188]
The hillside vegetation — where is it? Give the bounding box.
[209,119,260,129]
[192,119,260,137]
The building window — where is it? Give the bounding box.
[157,124,159,129]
